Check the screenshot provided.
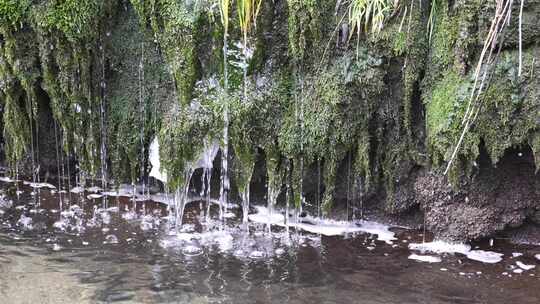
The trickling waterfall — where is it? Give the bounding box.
[150,137,220,232]
[317,159,321,219]
[99,36,109,198]
[54,119,63,209]
[25,92,38,206]
[346,152,352,221]
[241,187,250,224]
[266,152,280,233]
[295,75,305,223]
[138,40,147,201]
[203,167,212,221]
[220,40,230,225]
[174,169,193,232]
[218,0,231,226]
[99,37,109,209]
[195,141,219,222]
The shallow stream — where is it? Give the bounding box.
[0,180,538,304]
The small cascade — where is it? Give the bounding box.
[199,142,219,221]
[99,36,109,203]
[66,142,72,203]
[296,76,306,223]
[200,167,210,215]
[317,158,322,219]
[138,40,147,201]
[25,92,38,206]
[220,105,230,224]
[54,119,63,209]
[15,162,20,200]
[241,188,250,224]
[174,169,193,232]
[149,137,219,231]
[352,176,364,221]
[284,161,292,236]
[149,137,167,184]
[204,167,212,221]
[346,152,352,221]
[219,1,230,226]
[173,141,218,232]
[266,151,281,233]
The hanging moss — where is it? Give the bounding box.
[38,0,106,42]
[0,0,30,29]
[286,0,334,65]
[130,0,203,105]
[2,91,30,167]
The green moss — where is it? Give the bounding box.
[286,0,334,65]
[476,50,539,166]
[532,132,540,171]
[2,91,30,167]
[0,0,30,29]
[422,0,460,89]
[354,129,371,191]
[401,2,427,137]
[130,0,202,105]
[35,0,105,42]
[425,46,539,182]
[425,70,471,167]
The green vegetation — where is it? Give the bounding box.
[0,0,30,28]
[0,0,538,216]
[348,0,394,36]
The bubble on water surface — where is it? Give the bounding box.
[104,234,119,244]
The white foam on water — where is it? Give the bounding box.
[275,248,286,255]
[408,254,442,263]
[409,241,471,254]
[0,176,17,183]
[70,186,85,194]
[0,196,13,209]
[249,250,266,259]
[17,214,33,230]
[223,212,236,219]
[53,220,68,231]
[23,181,56,189]
[107,207,119,213]
[536,254,540,261]
[409,241,503,264]
[248,206,284,225]
[248,206,396,241]
[512,252,523,258]
[163,230,234,253]
[182,245,204,256]
[87,193,103,199]
[102,184,137,197]
[149,137,168,183]
[354,220,396,243]
[516,261,536,271]
[104,234,119,244]
[466,250,503,264]
[87,186,102,193]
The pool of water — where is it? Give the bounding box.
[0,181,539,304]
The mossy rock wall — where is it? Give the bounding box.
[0,0,539,240]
